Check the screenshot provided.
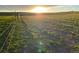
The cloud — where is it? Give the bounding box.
[0,5,79,12]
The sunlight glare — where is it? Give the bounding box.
[30,7,47,13]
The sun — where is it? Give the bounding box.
[30,7,47,13]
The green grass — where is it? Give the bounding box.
[1,12,79,52]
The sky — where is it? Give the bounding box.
[0,5,79,12]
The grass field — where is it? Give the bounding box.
[0,16,15,50]
[0,12,79,53]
